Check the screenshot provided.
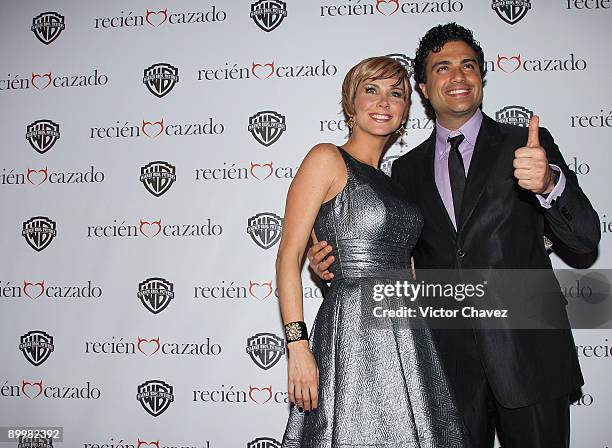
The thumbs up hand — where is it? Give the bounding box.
[513,115,555,194]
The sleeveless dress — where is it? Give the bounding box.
[282,147,467,448]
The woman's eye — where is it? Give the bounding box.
[365,86,376,93]
[390,91,402,98]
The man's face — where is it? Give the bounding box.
[419,40,483,129]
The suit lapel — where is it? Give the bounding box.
[458,114,503,233]
[421,130,456,236]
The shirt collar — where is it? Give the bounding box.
[435,109,483,159]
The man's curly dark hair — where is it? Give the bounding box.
[414,23,487,85]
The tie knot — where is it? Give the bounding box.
[447,134,465,151]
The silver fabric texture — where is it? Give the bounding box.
[282,147,467,447]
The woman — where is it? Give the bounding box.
[276,56,466,447]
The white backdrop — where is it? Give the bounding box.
[0,1,611,447]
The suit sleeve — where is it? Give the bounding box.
[539,127,601,253]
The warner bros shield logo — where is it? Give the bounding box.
[22,217,57,251]
[495,105,533,127]
[386,53,414,77]
[248,111,287,147]
[31,12,65,45]
[19,330,55,366]
[491,0,531,25]
[26,120,60,154]
[250,0,287,32]
[137,278,175,314]
[247,212,283,249]
[380,154,401,176]
[137,380,174,417]
[142,63,179,98]
[247,437,282,448]
[140,161,176,197]
[246,332,285,370]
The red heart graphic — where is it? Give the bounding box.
[23,280,45,299]
[137,440,160,448]
[145,9,168,27]
[252,62,275,79]
[31,72,52,89]
[250,162,274,180]
[22,380,43,399]
[138,337,160,355]
[142,119,165,138]
[249,385,272,404]
[497,54,522,73]
[139,219,162,238]
[376,0,399,15]
[27,168,48,185]
[249,281,273,300]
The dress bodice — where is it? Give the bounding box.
[313,147,423,280]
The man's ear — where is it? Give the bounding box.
[419,83,429,99]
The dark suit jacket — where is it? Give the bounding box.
[391,113,600,408]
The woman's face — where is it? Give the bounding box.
[351,77,408,138]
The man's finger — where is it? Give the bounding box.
[312,244,331,264]
[513,157,533,169]
[527,115,540,148]
[514,147,535,159]
[310,229,319,245]
[317,255,334,271]
[514,168,532,180]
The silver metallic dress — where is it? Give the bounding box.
[282,147,467,448]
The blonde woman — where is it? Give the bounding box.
[276,57,466,447]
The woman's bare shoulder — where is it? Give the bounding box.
[301,143,344,171]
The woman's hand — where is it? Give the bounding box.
[287,340,319,412]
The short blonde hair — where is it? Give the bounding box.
[342,56,412,117]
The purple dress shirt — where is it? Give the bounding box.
[434,109,566,229]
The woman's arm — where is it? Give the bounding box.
[275,143,344,413]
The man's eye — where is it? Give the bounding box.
[464,63,474,69]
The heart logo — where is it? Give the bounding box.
[142,119,165,138]
[23,280,45,299]
[249,281,273,300]
[137,337,160,355]
[497,54,522,73]
[376,0,399,15]
[249,385,272,404]
[145,9,168,27]
[250,162,273,180]
[31,72,52,90]
[139,219,162,238]
[22,380,43,399]
[137,441,160,448]
[27,168,48,185]
[252,62,275,79]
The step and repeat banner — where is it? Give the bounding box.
[0,1,611,447]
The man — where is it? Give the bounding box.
[309,23,600,447]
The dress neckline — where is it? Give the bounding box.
[337,146,382,172]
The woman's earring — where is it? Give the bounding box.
[396,124,406,147]
[346,116,354,133]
